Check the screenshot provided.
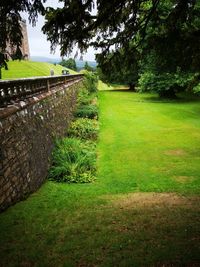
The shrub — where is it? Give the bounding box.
[82,70,98,93]
[188,74,200,94]
[49,138,96,183]
[77,85,98,105]
[138,70,193,97]
[68,118,99,140]
[75,104,98,119]
[193,83,200,93]
[77,87,92,106]
[137,71,155,92]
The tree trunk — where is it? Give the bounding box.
[0,68,2,79]
[129,83,135,91]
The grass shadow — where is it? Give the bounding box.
[140,93,200,104]
[0,192,199,266]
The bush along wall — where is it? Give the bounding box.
[49,72,99,183]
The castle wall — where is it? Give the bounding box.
[20,20,30,59]
[6,20,30,59]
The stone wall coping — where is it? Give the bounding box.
[0,73,84,109]
[0,78,82,121]
[0,74,84,84]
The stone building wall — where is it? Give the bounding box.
[0,81,81,211]
[20,20,30,59]
[6,19,30,59]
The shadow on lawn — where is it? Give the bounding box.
[102,90,200,104]
[142,95,200,104]
[0,192,199,267]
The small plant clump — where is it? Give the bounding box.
[75,72,99,118]
[49,138,96,183]
[82,70,98,93]
[74,104,98,119]
[68,118,99,140]
[77,87,92,106]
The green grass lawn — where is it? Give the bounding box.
[0,87,200,266]
[98,80,129,90]
[1,60,77,80]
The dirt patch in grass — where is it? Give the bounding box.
[173,175,195,184]
[103,192,200,210]
[165,149,187,156]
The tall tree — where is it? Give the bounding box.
[60,58,77,71]
[138,0,200,97]
[95,0,200,96]
[96,45,140,90]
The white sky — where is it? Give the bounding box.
[24,0,96,61]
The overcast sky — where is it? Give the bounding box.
[24,0,96,61]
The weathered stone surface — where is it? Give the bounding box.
[0,81,81,211]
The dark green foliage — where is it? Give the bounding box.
[59,58,77,71]
[137,0,200,96]
[68,118,99,140]
[96,1,200,96]
[193,76,200,94]
[96,46,139,89]
[42,0,161,55]
[75,104,98,119]
[143,0,200,74]
[138,70,194,97]
[49,138,96,183]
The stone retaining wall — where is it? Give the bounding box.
[0,80,81,211]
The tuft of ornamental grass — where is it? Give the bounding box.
[48,138,96,183]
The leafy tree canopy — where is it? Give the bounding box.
[96,45,140,89]
[59,58,77,71]
[42,0,162,56]
[95,0,200,95]
[42,1,199,55]
[2,0,198,61]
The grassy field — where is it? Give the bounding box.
[0,85,200,266]
[1,60,77,80]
